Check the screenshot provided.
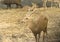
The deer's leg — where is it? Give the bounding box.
[45,27,48,42]
[43,27,48,42]
[34,33,40,42]
[34,33,38,42]
[38,33,40,42]
[43,32,45,42]
[45,27,47,36]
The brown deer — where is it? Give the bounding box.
[2,0,22,8]
[22,14,48,42]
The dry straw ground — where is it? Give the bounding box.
[0,8,60,42]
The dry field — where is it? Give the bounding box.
[0,8,60,42]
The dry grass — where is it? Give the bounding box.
[0,8,60,42]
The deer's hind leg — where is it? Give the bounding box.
[43,27,47,42]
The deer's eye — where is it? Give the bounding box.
[26,18,28,20]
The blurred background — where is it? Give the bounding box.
[0,0,60,42]
[0,0,60,8]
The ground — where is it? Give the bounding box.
[0,8,60,42]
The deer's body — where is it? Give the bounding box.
[23,14,48,42]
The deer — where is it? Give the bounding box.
[20,3,48,42]
[22,13,48,42]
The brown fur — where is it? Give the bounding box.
[23,14,48,42]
